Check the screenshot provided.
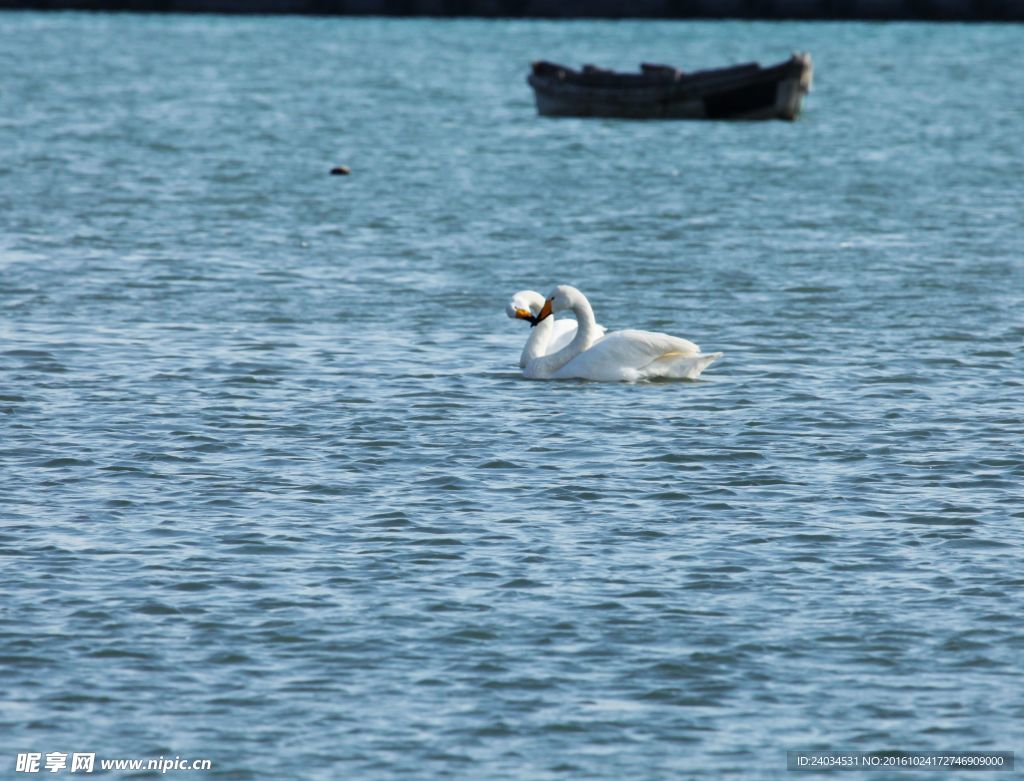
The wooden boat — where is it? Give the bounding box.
[527,52,812,121]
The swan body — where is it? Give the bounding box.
[506,290,604,368]
[523,285,722,382]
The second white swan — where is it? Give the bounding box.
[506,289,605,369]
[523,285,722,382]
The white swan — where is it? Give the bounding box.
[524,285,722,382]
[506,289,605,369]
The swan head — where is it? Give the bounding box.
[536,284,581,324]
[505,290,545,326]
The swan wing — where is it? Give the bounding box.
[547,320,605,354]
[553,329,710,382]
[548,319,578,354]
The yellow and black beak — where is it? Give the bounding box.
[512,307,543,327]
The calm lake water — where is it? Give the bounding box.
[1,12,1022,779]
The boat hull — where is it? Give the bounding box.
[528,53,812,121]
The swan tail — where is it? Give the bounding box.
[643,351,723,381]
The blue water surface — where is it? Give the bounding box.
[1,13,1023,779]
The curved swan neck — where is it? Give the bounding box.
[524,289,600,379]
[520,316,555,368]
[568,293,599,345]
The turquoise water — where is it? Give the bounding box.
[2,12,1023,779]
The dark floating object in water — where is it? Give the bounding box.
[528,52,812,121]
[330,165,351,175]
